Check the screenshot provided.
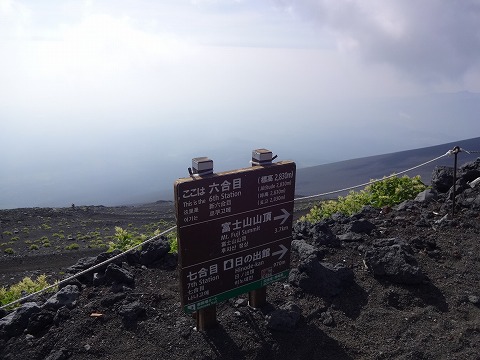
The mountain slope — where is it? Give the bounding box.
[296,137,480,198]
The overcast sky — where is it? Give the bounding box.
[1,0,480,208]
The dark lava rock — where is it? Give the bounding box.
[53,306,71,326]
[118,301,147,329]
[44,285,80,310]
[289,257,354,297]
[136,237,170,265]
[338,232,363,242]
[58,277,82,291]
[414,188,438,203]
[320,311,334,326]
[101,293,127,308]
[0,302,41,338]
[66,256,97,274]
[395,200,416,211]
[104,263,135,286]
[467,295,479,305]
[331,212,349,223]
[347,219,376,234]
[352,205,378,218]
[45,347,70,360]
[410,236,437,251]
[459,160,480,182]
[66,250,126,284]
[26,309,54,335]
[446,179,470,200]
[265,302,302,332]
[293,221,339,247]
[292,220,310,239]
[364,238,424,284]
[431,166,454,193]
[414,217,431,227]
[291,240,320,260]
[118,301,147,321]
[310,222,339,246]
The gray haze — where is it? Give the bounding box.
[1,1,480,208]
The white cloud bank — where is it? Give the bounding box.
[1,0,479,208]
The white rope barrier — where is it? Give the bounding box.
[2,147,475,310]
[0,226,177,310]
[294,150,452,202]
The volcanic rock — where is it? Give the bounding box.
[364,238,424,284]
[44,285,80,310]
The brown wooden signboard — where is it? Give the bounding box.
[174,161,296,313]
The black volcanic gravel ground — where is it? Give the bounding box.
[1,184,479,360]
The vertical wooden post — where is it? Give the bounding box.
[248,149,274,308]
[196,305,217,331]
[248,286,267,308]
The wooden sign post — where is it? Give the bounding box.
[174,151,296,329]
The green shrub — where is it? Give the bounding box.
[302,174,426,223]
[107,227,143,252]
[4,248,15,255]
[164,230,178,254]
[29,244,39,250]
[168,236,178,254]
[65,243,79,250]
[0,275,57,308]
[107,223,177,253]
[11,236,19,242]
[3,231,12,236]
[88,238,107,249]
[365,175,426,207]
[41,223,51,230]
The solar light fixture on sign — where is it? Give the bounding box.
[252,148,276,166]
[191,157,213,176]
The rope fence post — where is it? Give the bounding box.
[451,146,460,217]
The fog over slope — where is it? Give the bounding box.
[1,132,478,209]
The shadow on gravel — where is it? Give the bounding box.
[327,281,368,320]
[202,326,243,360]
[202,318,354,360]
[404,280,449,312]
[271,323,354,360]
[379,279,449,313]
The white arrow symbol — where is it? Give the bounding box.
[272,244,288,260]
[274,208,291,225]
